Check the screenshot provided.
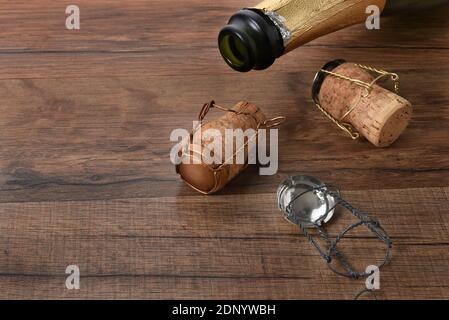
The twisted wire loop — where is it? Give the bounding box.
[198,101,286,129]
[286,185,393,281]
[314,102,360,140]
[314,64,400,140]
[354,288,378,301]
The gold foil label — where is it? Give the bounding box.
[254,0,387,52]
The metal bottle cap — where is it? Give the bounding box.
[277,175,335,228]
[277,175,392,282]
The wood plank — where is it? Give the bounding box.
[0,1,447,53]
[0,276,364,300]
[0,188,448,299]
[0,2,447,80]
[0,0,448,300]
[0,72,448,202]
[0,270,448,300]
[0,188,447,240]
[0,47,448,80]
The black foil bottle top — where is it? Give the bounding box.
[218,9,285,72]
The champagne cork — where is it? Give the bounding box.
[176,101,267,194]
[312,59,412,147]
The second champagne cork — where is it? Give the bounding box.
[176,101,268,194]
[312,59,413,147]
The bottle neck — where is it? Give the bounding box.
[219,0,449,72]
[219,1,387,72]
[218,9,284,72]
[253,0,387,53]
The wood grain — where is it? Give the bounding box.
[0,188,448,299]
[0,0,448,299]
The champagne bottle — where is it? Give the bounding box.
[218,0,449,72]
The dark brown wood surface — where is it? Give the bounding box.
[0,0,448,300]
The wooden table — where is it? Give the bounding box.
[0,0,448,300]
